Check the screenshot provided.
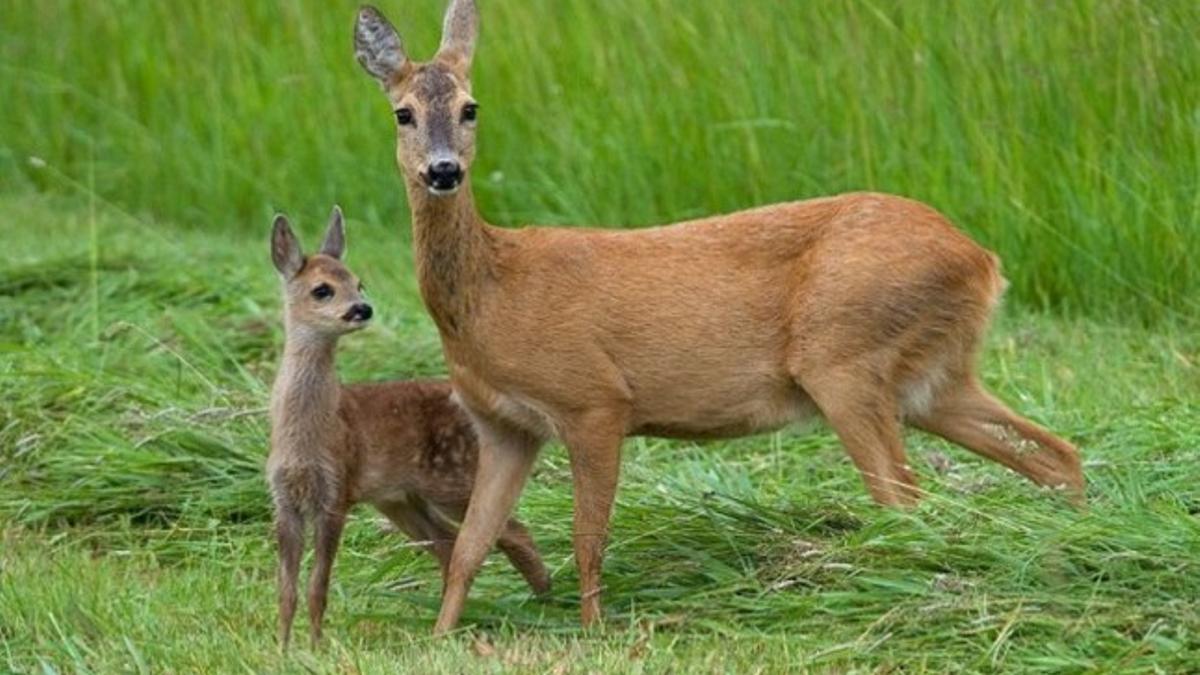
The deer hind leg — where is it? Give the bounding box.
[911,379,1084,502]
[274,504,304,650]
[800,367,921,507]
[306,507,347,647]
[495,517,552,596]
[385,497,549,596]
[434,419,542,635]
[378,500,457,579]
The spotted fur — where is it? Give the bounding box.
[266,208,549,649]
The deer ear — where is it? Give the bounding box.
[319,206,346,259]
[354,5,409,85]
[271,215,305,278]
[436,0,478,72]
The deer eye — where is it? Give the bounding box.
[311,283,334,301]
[461,103,478,122]
[395,108,414,126]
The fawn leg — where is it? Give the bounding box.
[275,505,304,650]
[434,419,541,635]
[911,380,1084,502]
[801,368,920,507]
[561,410,627,628]
[378,500,456,578]
[307,508,347,647]
[496,517,552,596]
[404,499,549,595]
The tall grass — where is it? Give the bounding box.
[1,0,1197,321]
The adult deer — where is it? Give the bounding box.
[353,0,1084,633]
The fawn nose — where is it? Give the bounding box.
[344,303,373,322]
[426,159,463,192]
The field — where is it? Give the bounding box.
[2,0,1198,672]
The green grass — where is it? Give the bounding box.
[2,0,1200,671]
[2,194,1199,672]
[1,0,1197,321]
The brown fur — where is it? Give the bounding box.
[354,1,1084,633]
[266,209,549,649]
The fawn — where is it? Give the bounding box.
[353,1,1085,633]
[266,207,549,648]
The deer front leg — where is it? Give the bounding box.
[434,418,541,635]
[274,504,304,650]
[561,410,627,628]
[307,507,347,647]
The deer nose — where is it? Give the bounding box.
[426,159,463,191]
[345,303,373,322]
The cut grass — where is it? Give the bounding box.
[1,0,1198,321]
[2,194,1199,672]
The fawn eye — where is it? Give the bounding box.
[311,283,334,301]
[395,108,414,126]
[461,103,478,123]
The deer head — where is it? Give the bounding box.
[354,1,480,196]
[271,206,373,337]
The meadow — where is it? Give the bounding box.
[2,0,1198,672]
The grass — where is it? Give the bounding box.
[1,0,1197,322]
[2,0,1199,671]
[2,193,1199,672]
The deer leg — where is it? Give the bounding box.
[434,419,541,635]
[496,517,552,596]
[911,380,1084,502]
[801,368,920,507]
[378,500,456,578]
[307,507,347,647]
[391,497,549,596]
[561,411,627,628]
[275,504,304,650]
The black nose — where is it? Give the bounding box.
[345,303,373,322]
[426,160,463,190]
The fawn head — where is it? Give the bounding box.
[354,1,479,196]
[271,206,373,337]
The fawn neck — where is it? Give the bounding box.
[404,175,494,337]
[272,323,342,455]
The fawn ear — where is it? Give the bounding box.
[355,5,409,86]
[436,0,478,72]
[319,206,346,259]
[271,215,305,278]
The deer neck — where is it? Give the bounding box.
[270,324,342,457]
[404,175,493,338]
